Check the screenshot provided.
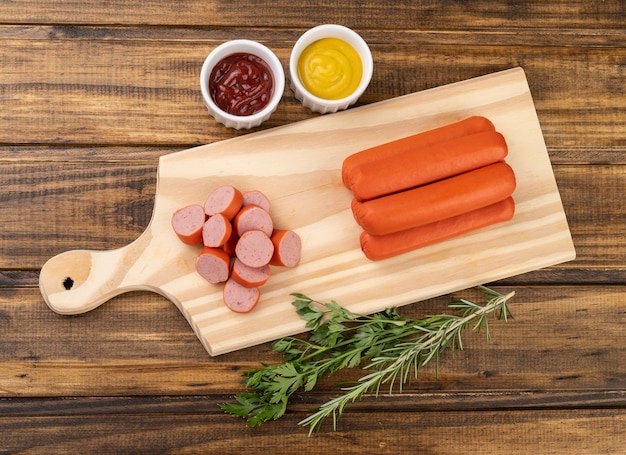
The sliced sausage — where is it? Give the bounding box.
[231,258,271,288]
[223,278,260,313]
[203,185,243,220]
[202,213,232,248]
[223,228,240,256]
[233,204,273,237]
[171,204,206,245]
[269,229,302,267]
[235,230,274,268]
[195,246,231,284]
[242,190,271,213]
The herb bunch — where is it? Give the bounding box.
[220,285,514,434]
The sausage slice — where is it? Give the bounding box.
[171,204,206,245]
[242,190,271,213]
[235,230,274,268]
[231,258,271,288]
[223,278,260,313]
[195,246,231,284]
[203,185,243,220]
[223,229,240,256]
[270,229,302,267]
[202,213,232,248]
[233,204,273,237]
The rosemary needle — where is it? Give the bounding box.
[219,285,514,434]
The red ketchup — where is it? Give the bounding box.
[209,53,275,116]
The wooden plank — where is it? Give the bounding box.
[7,265,626,290]
[0,33,624,147]
[3,285,626,396]
[0,408,625,453]
[5,391,626,417]
[3,25,626,48]
[556,164,626,269]
[2,1,625,30]
[0,161,158,266]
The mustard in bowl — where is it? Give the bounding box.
[290,25,373,114]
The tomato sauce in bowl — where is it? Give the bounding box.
[209,53,274,117]
[200,40,284,129]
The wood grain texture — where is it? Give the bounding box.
[38,68,575,355]
[2,285,626,450]
[3,1,625,29]
[1,408,625,454]
[1,162,621,275]
[1,28,624,147]
[3,286,626,396]
[2,1,626,452]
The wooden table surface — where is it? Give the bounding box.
[1,2,625,453]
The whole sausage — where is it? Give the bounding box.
[195,246,231,284]
[347,131,508,202]
[269,229,302,267]
[231,258,271,288]
[342,116,495,188]
[223,278,260,313]
[360,197,515,260]
[202,213,232,248]
[351,161,516,236]
[171,204,206,245]
[204,185,243,220]
[233,204,273,237]
[235,230,274,268]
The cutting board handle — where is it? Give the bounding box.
[39,239,148,315]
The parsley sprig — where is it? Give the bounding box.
[220,285,514,434]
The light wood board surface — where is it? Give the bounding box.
[39,67,575,356]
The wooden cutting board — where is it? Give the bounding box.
[39,67,575,356]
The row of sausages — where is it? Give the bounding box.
[342,116,517,260]
[171,186,301,313]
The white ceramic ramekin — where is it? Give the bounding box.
[200,40,285,129]
[289,24,373,114]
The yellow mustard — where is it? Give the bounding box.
[297,38,363,100]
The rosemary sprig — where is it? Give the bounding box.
[220,285,514,434]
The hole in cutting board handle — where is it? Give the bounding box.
[40,240,155,315]
[63,277,74,290]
